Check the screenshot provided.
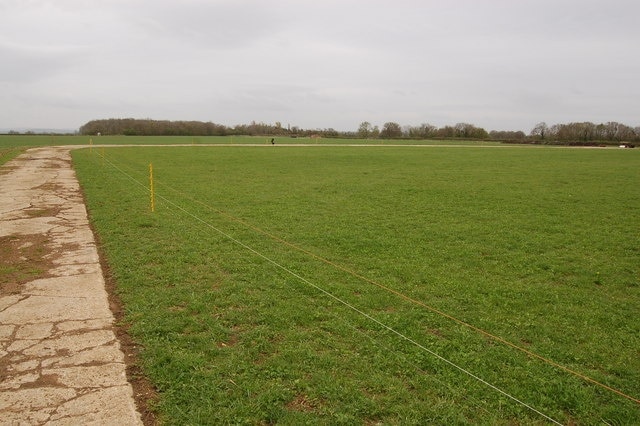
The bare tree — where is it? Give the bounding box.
[453,122,488,139]
[530,122,548,141]
[420,123,437,138]
[358,121,373,139]
[380,122,402,138]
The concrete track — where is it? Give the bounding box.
[0,147,142,425]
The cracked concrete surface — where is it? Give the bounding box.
[0,147,142,425]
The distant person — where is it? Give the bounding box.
[271,138,275,145]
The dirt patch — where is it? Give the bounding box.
[217,331,239,348]
[0,234,53,294]
[18,373,64,389]
[24,206,63,218]
[44,159,72,169]
[286,394,319,412]
[35,182,66,192]
[427,328,446,339]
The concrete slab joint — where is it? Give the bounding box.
[1,147,143,425]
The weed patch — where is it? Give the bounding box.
[0,234,52,292]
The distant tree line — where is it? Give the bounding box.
[79,118,339,138]
[358,121,491,140]
[78,118,639,145]
[79,118,495,140]
[360,120,639,144]
[79,118,229,136]
[529,121,639,144]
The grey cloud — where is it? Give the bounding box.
[118,0,287,50]
[2,0,640,131]
[0,41,84,83]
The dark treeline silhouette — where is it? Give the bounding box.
[79,118,229,136]
[79,118,334,138]
[78,118,639,145]
[528,121,639,145]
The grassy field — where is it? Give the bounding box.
[70,145,639,424]
[0,134,503,167]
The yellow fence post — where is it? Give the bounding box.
[149,163,155,212]
[89,138,93,153]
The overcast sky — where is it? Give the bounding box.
[2,0,639,132]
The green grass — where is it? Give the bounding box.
[0,133,503,148]
[0,133,499,168]
[72,145,640,424]
[0,147,23,167]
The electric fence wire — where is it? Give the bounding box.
[93,151,563,424]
